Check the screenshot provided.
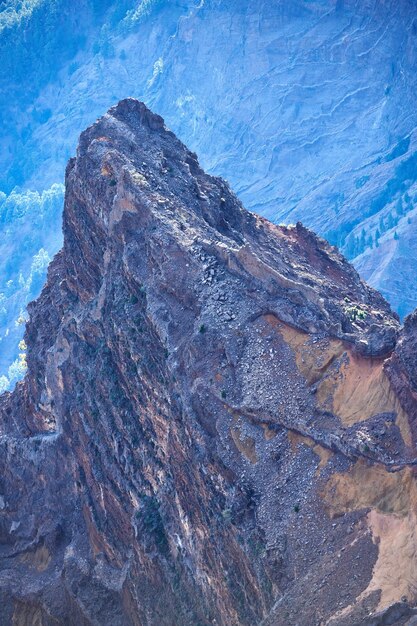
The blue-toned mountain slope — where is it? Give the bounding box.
[1,0,416,385]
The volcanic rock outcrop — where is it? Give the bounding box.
[1,99,417,625]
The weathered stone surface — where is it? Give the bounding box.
[1,100,417,625]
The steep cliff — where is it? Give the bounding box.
[1,100,417,626]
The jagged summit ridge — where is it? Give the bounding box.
[0,100,416,626]
[19,98,398,435]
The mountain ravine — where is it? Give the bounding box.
[1,99,417,626]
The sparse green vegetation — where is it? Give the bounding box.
[345,305,367,322]
[0,185,63,390]
[332,181,416,260]
[221,508,232,522]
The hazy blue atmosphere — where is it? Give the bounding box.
[1,0,417,389]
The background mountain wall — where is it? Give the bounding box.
[1,0,417,387]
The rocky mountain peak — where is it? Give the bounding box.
[1,100,417,626]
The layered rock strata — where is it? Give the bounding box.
[1,100,417,626]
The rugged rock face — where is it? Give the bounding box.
[1,99,417,625]
[3,0,417,389]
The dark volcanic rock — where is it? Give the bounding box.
[0,99,416,625]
